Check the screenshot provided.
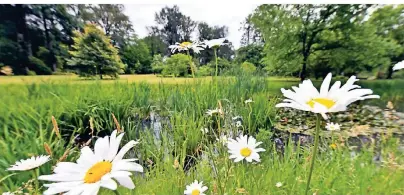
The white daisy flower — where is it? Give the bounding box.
[275,73,379,119]
[204,38,228,48]
[38,130,143,195]
[325,122,341,131]
[276,182,283,188]
[236,121,242,128]
[205,108,223,116]
[200,128,209,134]
[184,180,208,195]
[216,135,229,146]
[169,41,205,54]
[227,134,265,163]
[244,99,254,104]
[2,192,14,195]
[7,155,50,171]
[393,60,404,71]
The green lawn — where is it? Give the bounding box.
[0,74,403,194]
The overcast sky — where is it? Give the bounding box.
[123,4,258,49]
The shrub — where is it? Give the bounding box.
[162,54,189,77]
[198,66,214,76]
[151,54,164,74]
[29,56,52,75]
[241,61,257,74]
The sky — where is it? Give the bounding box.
[123,4,259,49]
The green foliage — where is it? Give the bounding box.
[235,44,265,69]
[67,24,125,79]
[122,39,152,74]
[162,54,189,77]
[241,61,257,74]
[151,54,165,74]
[197,65,214,76]
[207,57,232,74]
[28,56,52,75]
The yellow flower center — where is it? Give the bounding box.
[240,147,252,157]
[180,42,192,47]
[191,189,200,195]
[83,161,112,183]
[330,143,338,149]
[306,98,336,109]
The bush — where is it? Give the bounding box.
[207,57,232,75]
[198,66,214,76]
[29,56,52,75]
[241,61,257,74]
[151,54,164,74]
[162,54,189,77]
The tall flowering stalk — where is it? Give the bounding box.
[204,38,227,77]
[275,73,379,195]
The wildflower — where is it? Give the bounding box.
[39,130,143,195]
[236,121,242,128]
[206,108,223,116]
[200,128,209,134]
[216,134,229,146]
[184,180,208,195]
[393,60,404,71]
[325,122,341,131]
[330,143,338,149]
[227,134,265,163]
[7,155,50,171]
[169,41,205,54]
[276,182,283,188]
[244,98,253,104]
[2,192,14,195]
[276,73,379,119]
[204,38,227,48]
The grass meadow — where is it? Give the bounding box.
[1,74,404,194]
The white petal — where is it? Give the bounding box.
[320,73,332,96]
[81,184,100,195]
[94,136,109,160]
[112,161,143,173]
[100,177,117,190]
[112,140,138,163]
[114,176,135,189]
[107,132,125,161]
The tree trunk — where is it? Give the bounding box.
[300,54,308,81]
[42,6,57,72]
[15,4,32,74]
[386,65,394,79]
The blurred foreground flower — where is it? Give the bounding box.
[276,182,283,188]
[39,130,143,195]
[325,122,341,131]
[393,60,404,71]
[169,41,205,54]
[7,155,50,171]
[276,73,379,120]
[227,134,265,163]
[184,180,208,195]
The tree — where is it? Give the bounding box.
[67,24,125,79]
[252,4,370,80]
[240,14,263,46]
[144,26,167,56]
[78,4,134,48]
[368,5,404,79]
[151,54,165,74]
[121,39,152,74]
[154,5,196,45]
[235,44,265,69]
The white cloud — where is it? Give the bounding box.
[124,4,258,49]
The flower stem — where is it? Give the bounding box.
[305,114,321,195]
[32,169,39,194]
[186,50,195,78]
[214,48,218,77]
[114,190,121,195]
